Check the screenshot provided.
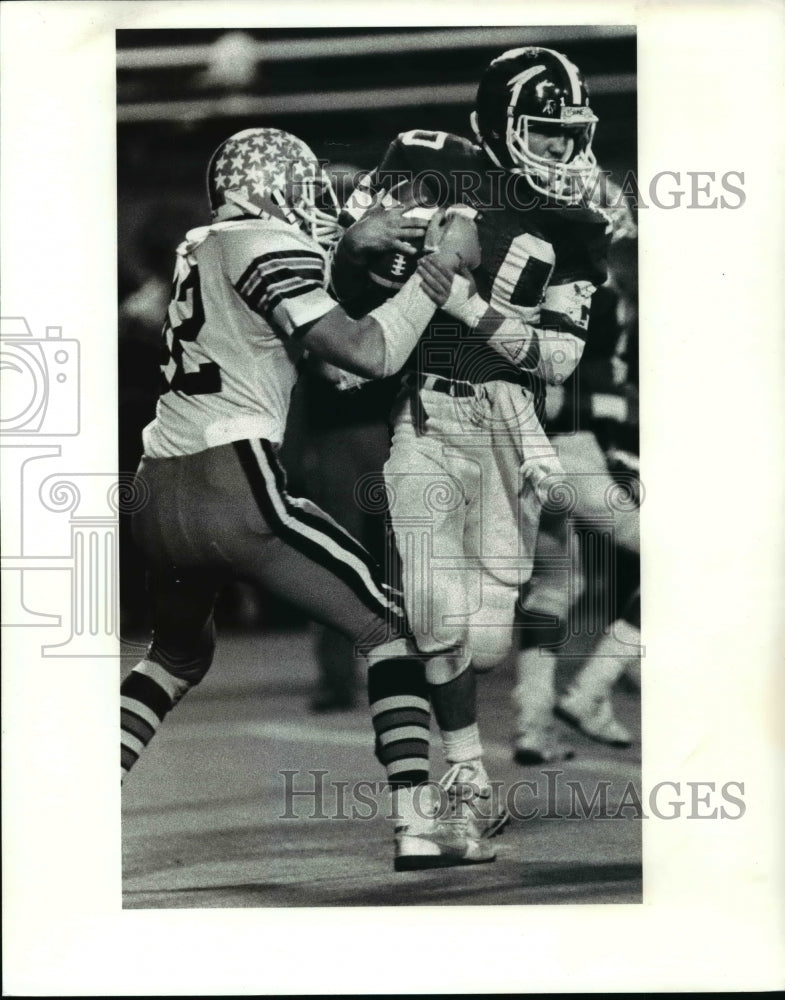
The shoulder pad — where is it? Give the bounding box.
[383,130,477,172]
[553,200,611,229]
[216,218,322,251]
[214,219,325,278]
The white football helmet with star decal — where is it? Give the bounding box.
[206,128,343,249]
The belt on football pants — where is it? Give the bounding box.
[403,372,481,398]
[402,372,486,433]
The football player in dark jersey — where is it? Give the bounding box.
[329,47,613,803]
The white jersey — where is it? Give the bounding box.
[142,217,336,458]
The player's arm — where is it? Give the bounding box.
[419,254,590,384]
[418,216,602,385]
[300,251,460,378]
[532,219,611,383]
[231,233,462,380]
[460,287,585,384]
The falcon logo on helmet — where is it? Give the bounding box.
[206,127,343,249]
[470,46,599,204]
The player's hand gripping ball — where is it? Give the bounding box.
[416,207,482,306]
[423,206,482,270]
[364,180,441,290]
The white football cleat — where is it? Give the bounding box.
[394,817,496,871]
[556,689,632,746]
[437,759,509,839]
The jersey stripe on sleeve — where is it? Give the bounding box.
[235,249,329,336]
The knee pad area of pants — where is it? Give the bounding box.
[465,579,517,671]
[407,574,471,657]
[471,626,515,672]
[147,623,217,687]
[424,650,472,686]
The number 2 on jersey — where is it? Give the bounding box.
[160,256,222,396]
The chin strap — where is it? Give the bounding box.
[219,185,343,251]
[293,202,343,250]
[470,109,528,178]
[219,189,278,222]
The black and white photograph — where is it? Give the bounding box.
[117,24,643,909]
[2,2,784,995]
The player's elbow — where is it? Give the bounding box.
[348,351,386,379]
[308,317,387,379]
[540,335,584,384]
[340,319,390,378]
[330,273,365,305]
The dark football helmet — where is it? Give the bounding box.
[206,128,342,249]
[470,46,599,204]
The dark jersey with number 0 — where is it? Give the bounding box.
[337,129,611,408]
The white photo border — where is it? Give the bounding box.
[2,0,784,994]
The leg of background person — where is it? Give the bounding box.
[513,428,639,757]
[556,587,640,746]
[311,628,359,711]
[512,510,579,765]
[623,585,642,691]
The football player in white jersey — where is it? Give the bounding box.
[121,127,497,871]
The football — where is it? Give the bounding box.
[367,179,440,292]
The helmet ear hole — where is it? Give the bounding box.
[206,127,343,249]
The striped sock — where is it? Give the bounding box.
[368,658,430,789]
[121,659,190,781]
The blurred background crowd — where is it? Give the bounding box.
[118,26,639,750]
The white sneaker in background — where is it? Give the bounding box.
[556,689,632,746]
